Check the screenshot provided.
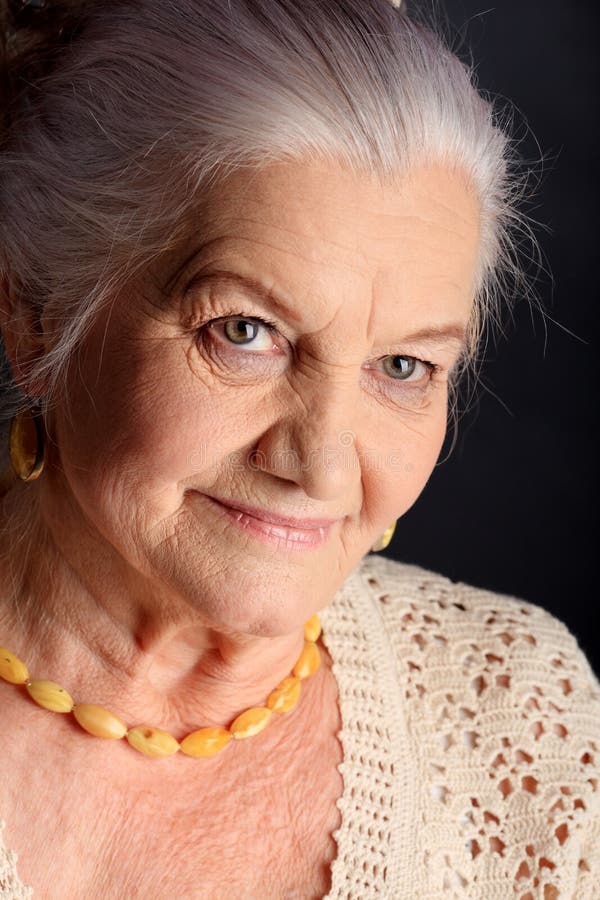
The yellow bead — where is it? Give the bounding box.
[303,614,322,643]
[73,704,127,740]
[26,679,74,713]
[0,648,29,685]
[180,727,232,758]
[267,676,302,713]
[230,707,272,740]
[292,641,321,680]
[127,726,180,758]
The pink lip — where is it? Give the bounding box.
[198,494,337,551]
[207,497,340,530]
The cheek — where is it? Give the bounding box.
[52,317,216,526]
[378,409,447,519]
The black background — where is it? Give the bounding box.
[387,2,599,676]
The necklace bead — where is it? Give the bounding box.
[73,703,128,740]
[230,706,272,740]
[180,726,232,758]
[304,614,322,643]
[293,641,321,679]
[0,648,29,684]
[266,676,302,713]
[127,725,181,757]
[0,618,322,759]
[26,679,74,713]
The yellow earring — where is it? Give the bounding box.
[9,406,46,482]
[371,520,397,552]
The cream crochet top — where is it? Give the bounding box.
[2,554,599,898]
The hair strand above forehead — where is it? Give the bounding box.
[0,0,544,435]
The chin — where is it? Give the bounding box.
[152,551,321,638]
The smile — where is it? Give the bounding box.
[201,495,334,551]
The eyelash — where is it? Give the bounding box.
[195,309,439,387]
[230,311,280,332]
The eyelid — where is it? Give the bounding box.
[227,312,280,331]
[376,343,454,370]
[367,353,440,383]
[191,301,281,333]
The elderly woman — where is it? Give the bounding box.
[0,0,598,897]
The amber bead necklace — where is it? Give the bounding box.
[0,614,322,759]
[2,406,392,759]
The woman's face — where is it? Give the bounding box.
[51,160,480,636]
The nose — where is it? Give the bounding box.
[250,376,363,502]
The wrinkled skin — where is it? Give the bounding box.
[0,159,480,897]
[1,157,480,717]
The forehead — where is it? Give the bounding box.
[164,159,480,331]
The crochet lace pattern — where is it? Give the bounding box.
[2,554,600,898]
[0,821,31,900]
[320,555,600,898]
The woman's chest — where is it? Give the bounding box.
[102,761,340,898]
[4,755,342,898]
[1,700,343,898]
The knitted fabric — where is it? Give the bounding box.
[0,821,31,900]
[2,554,599,898]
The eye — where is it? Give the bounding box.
[381,355,434,383]
[206,313,280,351]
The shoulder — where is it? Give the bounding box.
[355,552,600,715]
[357,552,599,691]
[352,553,600,896]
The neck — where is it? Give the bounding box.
[0,481,307,736]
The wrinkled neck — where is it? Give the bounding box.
[0,480,307,734]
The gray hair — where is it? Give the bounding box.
[0,0,542,439]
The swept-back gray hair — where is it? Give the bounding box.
[0,0,541,436]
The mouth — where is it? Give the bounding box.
[200,494,336,551]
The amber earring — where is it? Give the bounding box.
[371,520,396,552]
[9,405,46,481]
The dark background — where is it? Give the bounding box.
[389,1,599,676]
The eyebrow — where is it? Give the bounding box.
[186,268,467,351]
[398,323,468,348]
[185,268,303,323]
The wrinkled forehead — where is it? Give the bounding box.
[157,159,481,332]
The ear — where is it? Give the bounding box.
[0,271,49,398]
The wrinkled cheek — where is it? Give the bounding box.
[386,414,447,518]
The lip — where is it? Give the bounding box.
[207,496,340,530]
[200,494,337,551]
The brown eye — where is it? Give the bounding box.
[223,318,261,345]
